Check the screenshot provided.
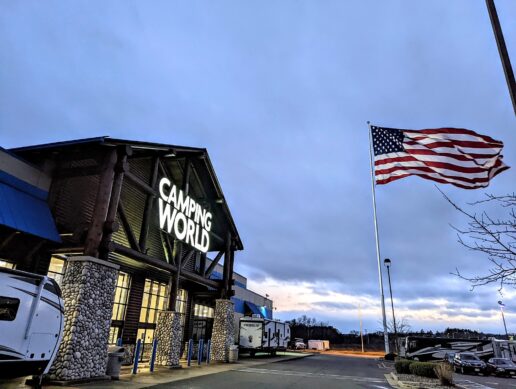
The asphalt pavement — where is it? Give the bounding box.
[147,354,392,389]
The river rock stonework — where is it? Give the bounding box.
[48,256,119,381]
[211,299,235,362]
[154,310,182,367]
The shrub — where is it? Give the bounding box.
[409,362,437,378]
[434,362,454,386]
[395,359,414,374]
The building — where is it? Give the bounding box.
[0,137,270,381]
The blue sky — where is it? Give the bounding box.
[1,0,515,333]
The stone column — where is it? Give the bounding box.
[211,299,235,362]
[154,310,183,367]
[48,256,118,381]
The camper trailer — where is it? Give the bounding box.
[398,336,516,362]
[239,316,290,356]
[0,268,64,384]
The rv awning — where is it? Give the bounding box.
[245,301,265,318]
[0,171,61,242]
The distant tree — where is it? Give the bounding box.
[442,191,516,291]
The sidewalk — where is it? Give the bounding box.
[45,352,314,389]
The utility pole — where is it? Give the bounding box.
[486,0,516,116]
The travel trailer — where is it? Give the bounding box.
[0,268,64,385]
[238,316,290,356]
[399,336,516,362]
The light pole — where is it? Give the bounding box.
[498,301,513,360]
[384,258,398,353]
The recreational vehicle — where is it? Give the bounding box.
[0,268,64,385]
[238,316,290,356]
[399,336,516,362]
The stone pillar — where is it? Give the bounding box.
[211,299,235,362]
[154,311,183,367]
[48,256,118,381]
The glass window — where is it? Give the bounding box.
[194,304,214,318]
[139,279,168,326]
[111,272,131,321]
[108,326,120,345]
[47,256,66,286]
[0,297,20,321]
[0,260,15,269]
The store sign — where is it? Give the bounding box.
[158,177,212,253]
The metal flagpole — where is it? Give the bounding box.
[367,122,390,354]
[359,303,365,353]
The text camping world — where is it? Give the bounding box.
[158,177,212,253]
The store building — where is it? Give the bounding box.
[0,137,257,381]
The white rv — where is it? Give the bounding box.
[239,316,290,356]
[0,268,64,385]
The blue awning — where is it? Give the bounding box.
[245,301,265,318]
[0,171,61,242]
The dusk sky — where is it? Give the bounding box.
[1,1,515,334]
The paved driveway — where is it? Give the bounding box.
[149,354,391,389]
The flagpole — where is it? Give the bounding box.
[367,122,390,354]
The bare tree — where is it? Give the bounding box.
[441,190,516,291]
[388,317,412,335]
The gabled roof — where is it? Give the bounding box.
[11,136,243,251]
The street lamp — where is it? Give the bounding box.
[498,301,513,360]
[384,258,398,353]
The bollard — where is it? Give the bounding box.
[187,339,193,367]
[150,338,158,372]
[206,339,211,365]
[133,339,142,374]
[117,338,123,347]
[198,339,204,365]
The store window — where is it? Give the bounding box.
[137,279,168,359]
[0,259,15,269]
[47,256,66,285]
[108,272,131,345]
[175,289,188,326]
[192,303,214,341]
[193,304,214,318]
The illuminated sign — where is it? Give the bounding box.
[158,177,212,253]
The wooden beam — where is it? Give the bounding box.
[168,242,183,311]
[117,200,140,252]
[199,253,206,277]
[100,146,129,260]
[139,156,160,252]
[181,250,195,270]
[221,232,232,299]
[112,242,220,288]
[125,170,157,197]
[205,251,224,277]
[84,149,117,257]
[160,231,174,265]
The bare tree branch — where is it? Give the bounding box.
[438,187,516,291]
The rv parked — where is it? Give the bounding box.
[399,336,516,362]
[238,316,290,356]
[0,268,64,386]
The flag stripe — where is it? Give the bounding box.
[404,128,503,144]
[375,156,503,174]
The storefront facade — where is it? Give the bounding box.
[1,137,244,380]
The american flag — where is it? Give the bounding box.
[371,126,509,189]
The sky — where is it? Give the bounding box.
[1,0,515,334]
